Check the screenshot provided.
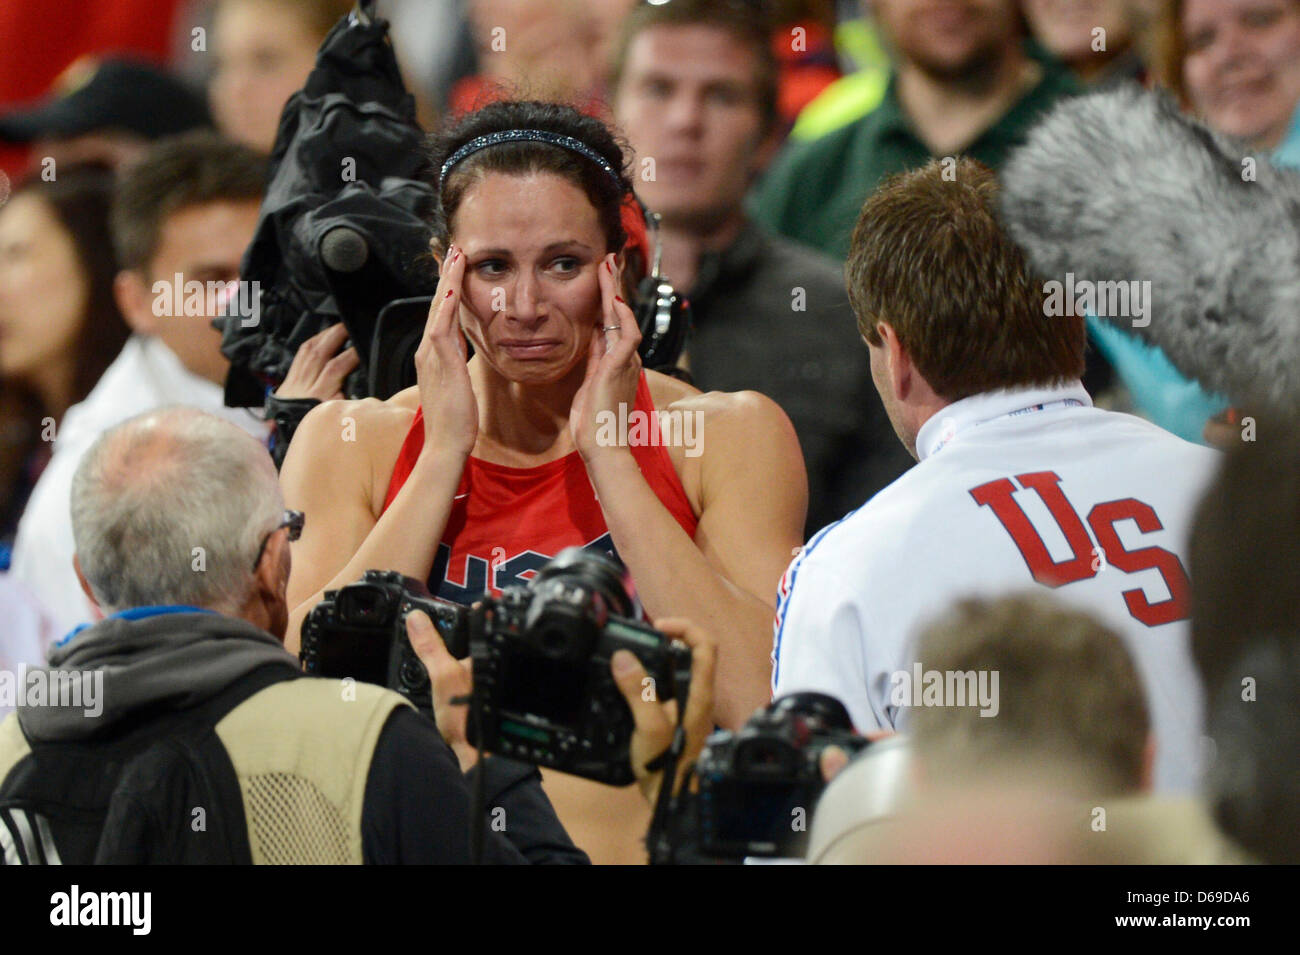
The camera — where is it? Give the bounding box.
[300,569,468,712]
[299,549,692,787]
[468,548,691,785]
[695,692,870,858]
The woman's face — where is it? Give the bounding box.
[1182,0,1300,148]
[0,192,88,383]
[210,0,323,153]
[449,172,609,386]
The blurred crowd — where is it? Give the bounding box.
[0,0,1297,866]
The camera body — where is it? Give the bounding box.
[468,548,691,785]
[695,692,869,858]
[299,549,691,786]
[300,569,468,712]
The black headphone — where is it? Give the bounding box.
[632,207,692,375]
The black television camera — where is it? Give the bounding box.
[300,569,468,712]
[694,692,870,858]
[299,548,692,786]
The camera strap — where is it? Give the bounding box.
[645,715,688,866]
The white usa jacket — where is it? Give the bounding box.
[772,382,1220,793]
[10,336,268,638]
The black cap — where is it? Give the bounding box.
[0,56,211,144]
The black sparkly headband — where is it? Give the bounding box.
[438,129,621,190]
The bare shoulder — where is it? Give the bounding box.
[647,370,789,427]
[670,388,797,444]
[282,389,419,515]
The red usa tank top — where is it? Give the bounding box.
[381,372,699,603]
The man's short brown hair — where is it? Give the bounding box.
[910,592,1150,796]
[608,0,780,134]
[111,130,266,273]
[846,158,1084,401]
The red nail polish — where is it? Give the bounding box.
[614,295,625,303]
[445,289,454,298]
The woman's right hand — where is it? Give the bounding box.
[415,244,478,458]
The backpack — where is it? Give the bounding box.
[0,665,295,864]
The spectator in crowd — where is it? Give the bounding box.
[906,593,1154,796]
[447,0,608,117]
[208,0,354,153]
[752,0,1078,259]
[1086,0,1300,446]
[1152,0,1300,160]
[0,57,210,171]
[1189,423,1300,864]
[10,132,357,637]
[1023,0,1146,86]
[809,592,1249,864]
[0,406,717,863]
[772,159,1218,793]
[610,0,913,532]
[0,165,131,561]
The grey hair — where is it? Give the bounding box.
[70,407,283,615]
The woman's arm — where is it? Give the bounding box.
[282,247,478,651]
[572,256,807,727]
[584,392,806,729]
[280,398,467,653]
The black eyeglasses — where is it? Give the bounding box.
[252,509,304,571]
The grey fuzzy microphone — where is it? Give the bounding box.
[999,85,1300,415]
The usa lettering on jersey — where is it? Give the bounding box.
[969,469,1192,627]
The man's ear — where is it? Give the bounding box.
[72,554,102,612]
[877,321,912,403]
[253,529,291,601]
[114,269,160,336]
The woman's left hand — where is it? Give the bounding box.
[570,253,643,461]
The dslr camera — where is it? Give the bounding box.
[299,549,692,786]
[695,692,869,858]
[300,569,468,712]
[468,548,691,785]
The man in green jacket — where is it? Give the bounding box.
[753,0,1079,259]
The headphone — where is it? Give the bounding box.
[629,203,692,375]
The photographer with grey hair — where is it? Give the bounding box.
[0,406,715,864]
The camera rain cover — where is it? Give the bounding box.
[220,5,437,406]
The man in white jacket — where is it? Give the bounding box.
[772,158,1218,794]
[12,132,355,638]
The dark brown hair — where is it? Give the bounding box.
[608,0,780,134]
[111,130,267,273]
[425,100,634,258]
[11,163,132,406]
[1,164,132,536]
[846,158,1084,401]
